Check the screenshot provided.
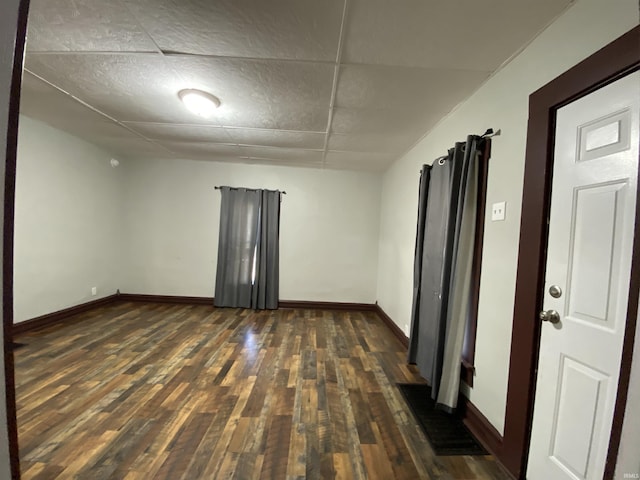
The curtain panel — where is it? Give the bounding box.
[214,187,281,310]
[408,135,486,411]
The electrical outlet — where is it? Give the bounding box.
[491,201,506,221]
[91,287,97,296]
[404,323,409,335]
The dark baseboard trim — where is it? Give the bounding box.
[13,294,119,335]
[373,303,409,349]
[458,396,511,477]
[279,300,376,311]
[118,293,214,305]
[12,294,413,359]
[461,360,475,387]
[119,295,376,311]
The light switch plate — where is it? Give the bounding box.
[491,201,506,221]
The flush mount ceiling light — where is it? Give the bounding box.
[178,89,221,118]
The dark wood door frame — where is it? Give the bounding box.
[501,25,640,479]
[3,0,30,478]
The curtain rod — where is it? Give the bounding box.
[214,186,287,194]
[421,129,499,171]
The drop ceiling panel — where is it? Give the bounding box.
[239,146,323,163]
[127,0,344,60]
[26,0,158,52]
[343,0,572,70]
[124,122,233,143]
[336,64,489,112]
[241,157,324,169]
[328,132,416,154]
[162,56,334,130]
[216,105,329,131]
[25,54,188,123]
[94,136,172,159]
[224,128,325,149]
[20,71,111,128]
[325,151,394,172]
[158,142,242,159]
[331,107,440,138]
[20,72,166,158]
[166,56,334,117]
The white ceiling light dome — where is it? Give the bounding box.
[178,89,221,118]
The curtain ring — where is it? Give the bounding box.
[438,157,446,165]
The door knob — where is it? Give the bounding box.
[539,309,561,324]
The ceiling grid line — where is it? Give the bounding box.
[321,0,350,168]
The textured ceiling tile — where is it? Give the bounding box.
[20,72,166,158]
[127,0,344,60]
[166,57,334,110]
[26,0,158,52]
[158,142,243,158]
[239,146,323,163]
[224,128,325,149]
[20,71,110,127]
[94,136,172,159]
[25,54,191,123]
[325,151,395,172]
[343,0,572,70]
[239,157,324,169]
[205,105,329,131]
[335,64,489,112]
[165,56,334,130]
[330,107,440,137]
[26,52,333,130]
[328,132,416,154]
[124,122,233,143]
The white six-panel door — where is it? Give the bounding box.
[527,71,639,480]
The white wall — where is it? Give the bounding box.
[14,116,122,323]
[376,0,639,434]
[1,0,22,474]
[120,156,381,303]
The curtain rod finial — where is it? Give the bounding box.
[482,128,501,138]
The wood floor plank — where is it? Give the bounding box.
[15,301,510,479]
[260,415,292,479]
[361,443,396,480]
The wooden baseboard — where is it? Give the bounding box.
[373,303,409,349]
[119,295,377,312]
[13,294,411,360]
[279,300,376,311]
[461,359,475,387]
[13,294,119,335]
[458,396,511,477]
[118,293,214,305]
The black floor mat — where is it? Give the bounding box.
[397,383,487,456]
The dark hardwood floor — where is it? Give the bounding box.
[14,301,510,479]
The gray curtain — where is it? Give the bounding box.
[214,187,281,309]
[408,165,431,362]
[408,135,484,411]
